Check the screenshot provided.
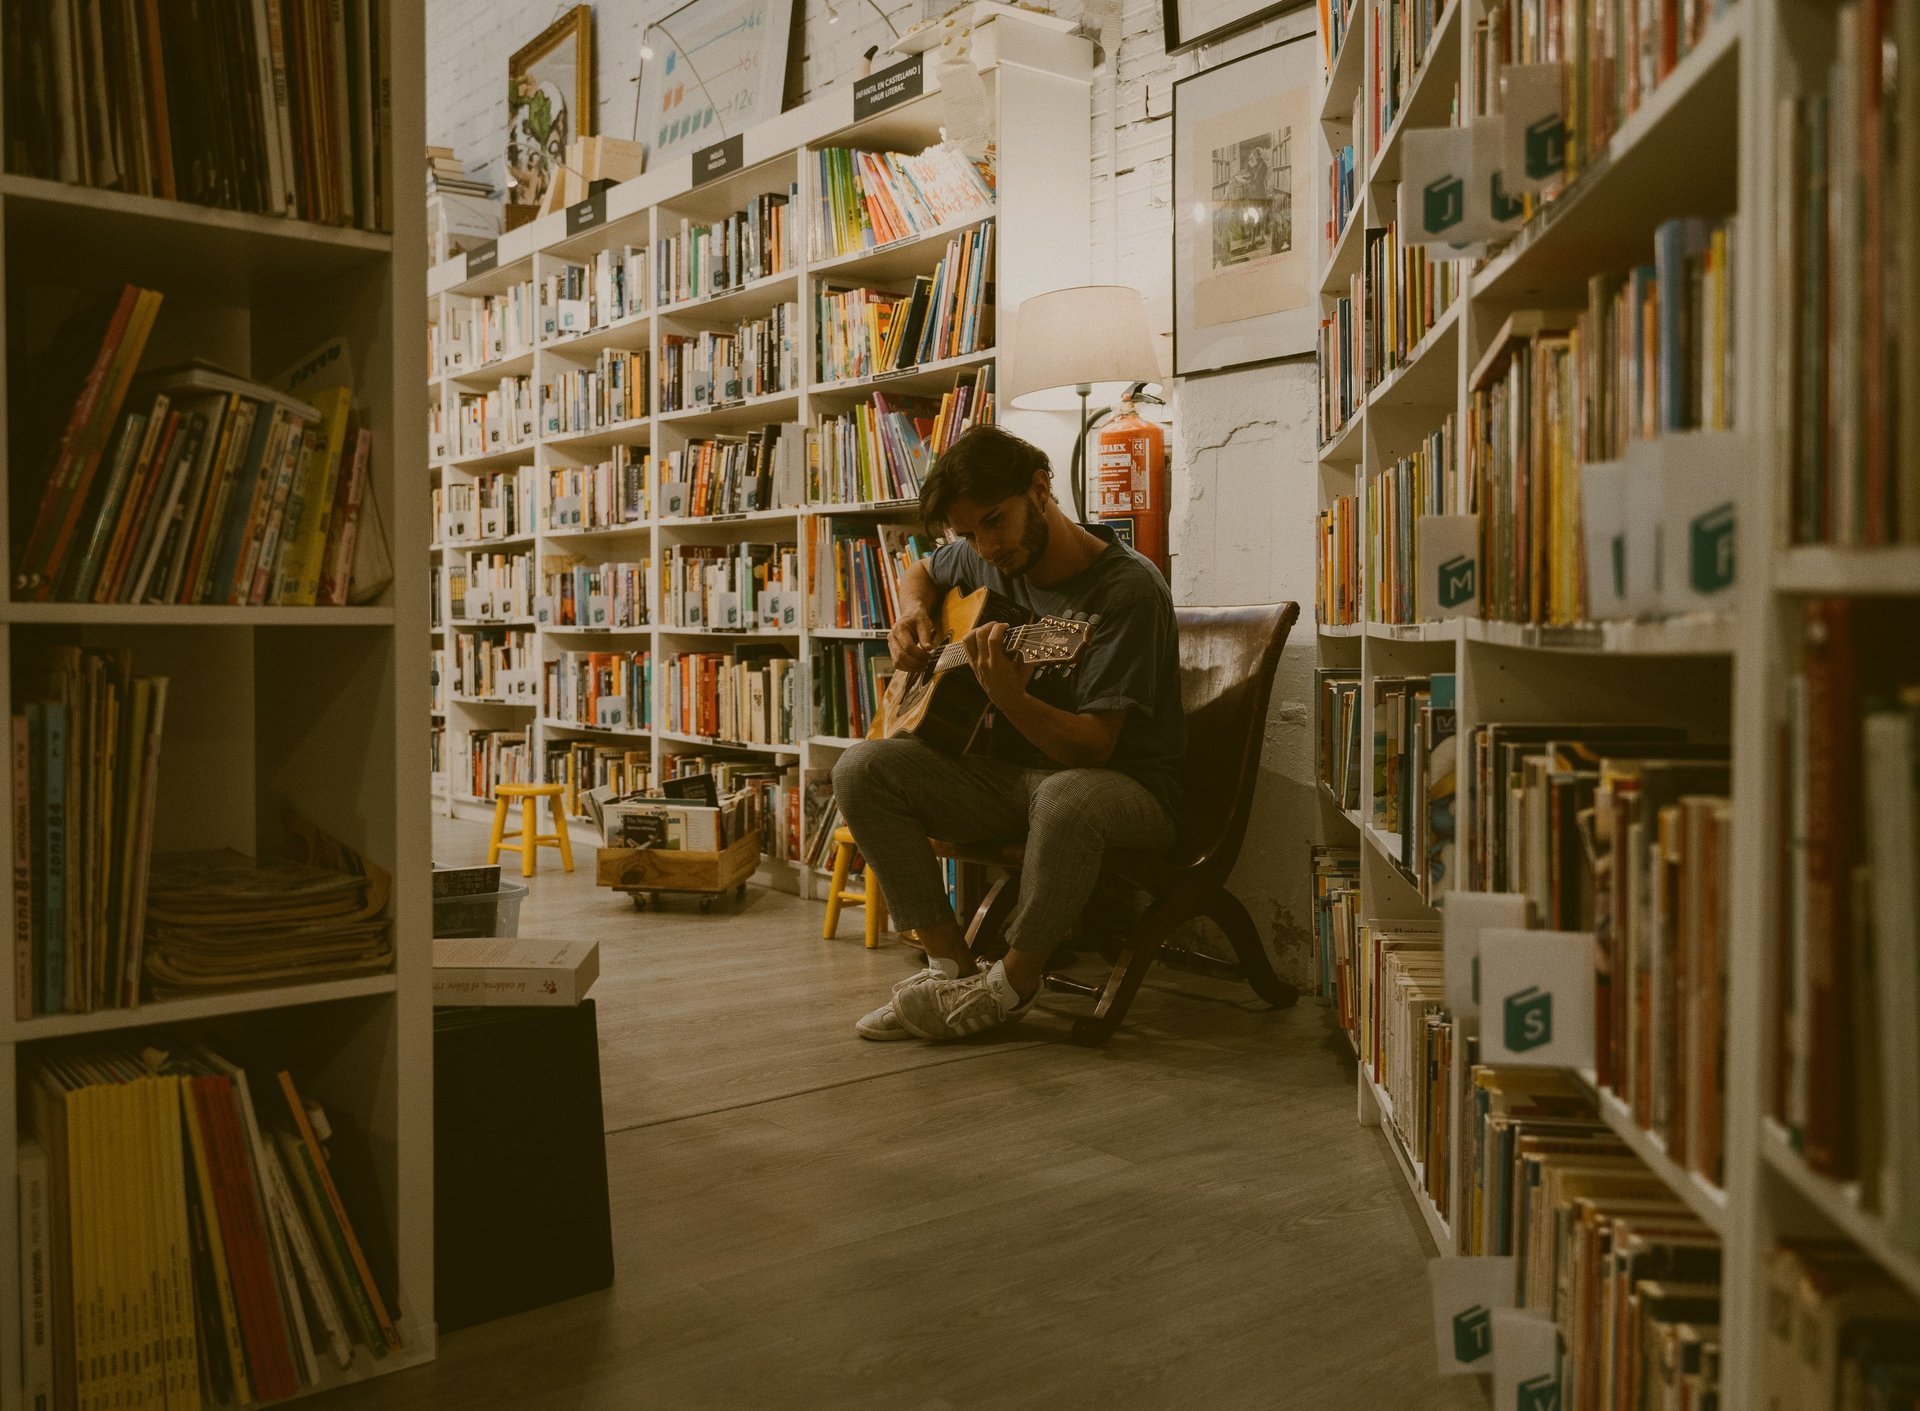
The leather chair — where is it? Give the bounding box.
[933,601,1302,1046]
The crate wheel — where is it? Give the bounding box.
[630,893,646,911]
[735,883,747,900]
[699,897,713,914]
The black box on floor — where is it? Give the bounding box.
[433,1000,615,1331]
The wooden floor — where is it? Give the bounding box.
[309,816,1485,1411]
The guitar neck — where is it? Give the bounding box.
[929,625,1052,669]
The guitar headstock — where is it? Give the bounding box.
[1008,615,1095,668]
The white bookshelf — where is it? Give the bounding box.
[426,15,1093,898]
[0,6,434,1405]
[1313,0,1920,1402]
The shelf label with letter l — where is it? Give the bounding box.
[566,188,609,236]
[1492,1310,1561,1411]
[464,240,498,276]
[1418,515,1480,620]
[1478,929,1596,1068]
[694,134,745,187]
[1428,1258,1515,1374]
[1501,64,1569,194]
[854,56,925,122]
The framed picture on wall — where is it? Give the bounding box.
[638,0,795,166]
[507,5,595,209]
[1171,33,1319,378]
[1162,0,1308,54]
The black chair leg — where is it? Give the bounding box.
[1203,889,1300,1009]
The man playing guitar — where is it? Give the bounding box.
[835,424,1185,1041]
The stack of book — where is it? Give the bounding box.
[544,450,648,532]
[1780,1,1920,546]
[1364,418,1458,624]
[538,556,651,630]
[1776,598,1920,1239]
[11,648,166,1017]
[1326,136,1357,257]
[543,650,652,733]
[433,470,534,545]
[451,548,532,621]
[1321,0,1357,67]
[663,647,798,746]
[1368,0,1447,150]
[13,290,376,607]
[472,282,536,367]
[1315,493,1360,625]
[427,146,491,200]
[458,728,530,800]
[542,349,649,436]
[657,425,802,518]
[656,303,801,412]
[660,542,798,630]
[1308,845,1359,1004]
[1317,269,1362,444]
[3,0,392,229]
[814,224,995,383]
[141,849,392,996]
[542,246,645,339]
[451,628,533,701]
[1764,1244,1920,1402]
[16,1041,402,1410]
[1364,221,1459,387]
[1351,918,1447,1207]
[1314,667,1362,811]
[454,377,536,456]
[809,370,994,504]
[1459,1067,1724,1408]
[812,641,892,739]
[810,146,996,259]
[653,191,797,305]
[427,147,500,260]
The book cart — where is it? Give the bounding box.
[1312,0,1920,1402]
[0,4,435,1405]
[425,11,1095,904]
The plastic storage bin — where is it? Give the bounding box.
[431,880,528,938]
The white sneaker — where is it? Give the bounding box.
[891,960,1037,1041]
[854,962,963,1041]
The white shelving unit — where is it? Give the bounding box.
[426,16,1092,898]
[1315,0,1920,1403]
[0,5,433,1406]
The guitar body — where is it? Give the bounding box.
[879,587,1029,754]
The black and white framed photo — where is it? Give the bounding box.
[1171,33,1319,378]
[1161,0,1308,55]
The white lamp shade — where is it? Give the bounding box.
[1003,285,1164,411]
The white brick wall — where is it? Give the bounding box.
[427,0,1326,985]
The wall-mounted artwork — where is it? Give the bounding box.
[1162,0,1308,53]
[1172,33,1317,377]
[639,0,794,165]
[507,5,595,208]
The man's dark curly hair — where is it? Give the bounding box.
[918,425,1051,532]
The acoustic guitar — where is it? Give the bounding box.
[874,586,1095,754]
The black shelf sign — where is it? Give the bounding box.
[566,188,609,235]
[465,240,499,276]
[854,56,924,122]
[694,135,745,186]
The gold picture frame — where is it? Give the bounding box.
[506,5,595,209]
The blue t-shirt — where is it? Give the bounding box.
[925,523,1186,820]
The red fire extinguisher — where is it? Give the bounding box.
[1093,393,1170,580]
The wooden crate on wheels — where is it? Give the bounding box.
[596,833,761,912]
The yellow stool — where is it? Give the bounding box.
[822,825,886,948]
[487,782,575,878]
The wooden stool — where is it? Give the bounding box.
[488,783,575,878]
[822,825,886,948]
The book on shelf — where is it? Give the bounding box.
[1317,272,1361,445]
[1307,844,1358,1011]
[432,937,600,1007]
[21,1038,403,1408]
[1368,0,1450,151]
[3,0,392,229]
[1364,417,1459,625]
[664,646,799,747]
[12,646,166,1018]
[658,423,803,518]
[541,243,645,339]
[543,650,653,740]
[812,640,893,740]
[1314,667,1362,812]
[657,303,800,412]
[808,368,994,505]
[537,556,651,631]
[1315,493,1359,625]
[544,448,648,532]
[451,626,536,701]
[451,547,533,622]
[661,541,799,630]
[654,188,797,305]
[541,348,649,436]
[1763,1243,1920,1407]
[1363,220,1461,389]
[455,375,536,455]
[806,520,928,633]
[810,144,996,260]
[814,222,994,382]
[456,726,532,800]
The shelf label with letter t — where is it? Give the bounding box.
[465,240,498,276]
[1427,1258,1515,1375]
[1478,929,1595,1068]
[694,135,745,187]
[566,188,609,236]
[854,56,924,122]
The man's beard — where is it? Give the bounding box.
[1006,498,1049,577]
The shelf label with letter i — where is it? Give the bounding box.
[1478,929,1595,1068]
[1427,1258,1514,1375]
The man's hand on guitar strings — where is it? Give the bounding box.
[963,621,1036,708]
[889,609,938,673]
